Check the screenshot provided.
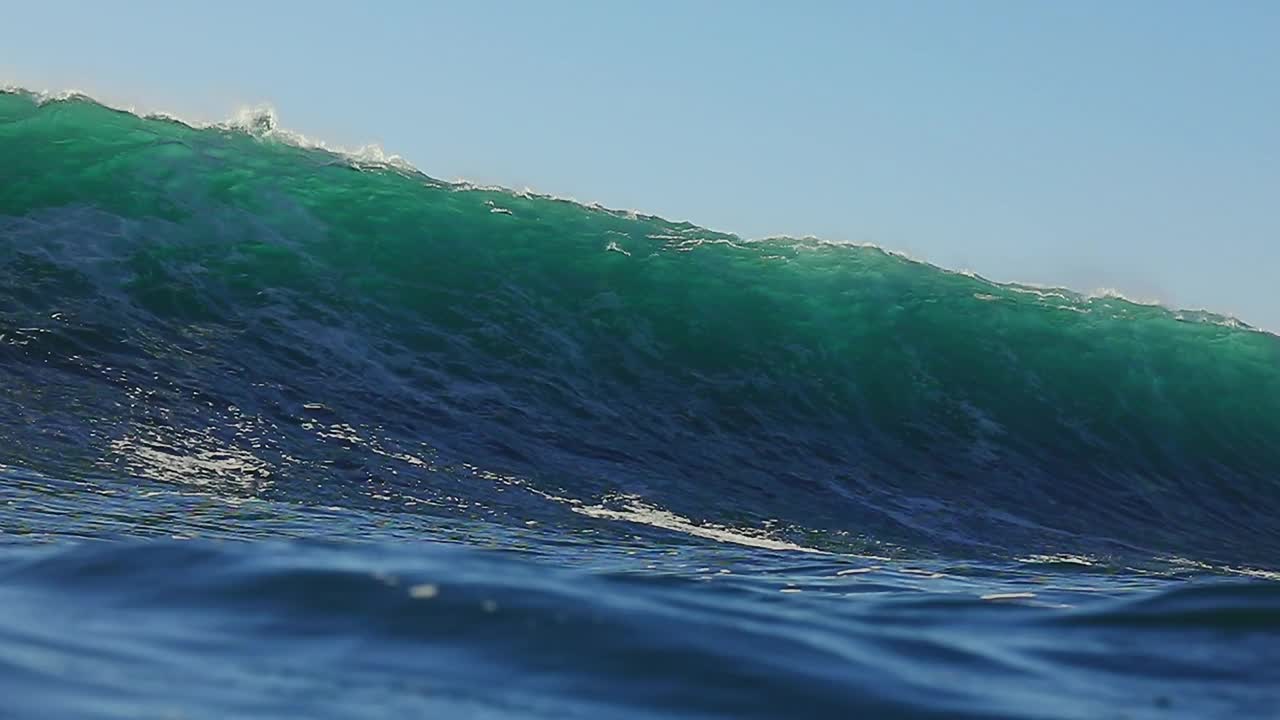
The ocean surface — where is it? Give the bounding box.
[2,88,1279,719]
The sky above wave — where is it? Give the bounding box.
[4,0,1277,329]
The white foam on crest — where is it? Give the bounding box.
[1161,556,1280,582]
[657,237,750,252]
[1016,554,1098,567]
[1087,287,1164,306]
[215,105,413,170]
[7,85,413,173]
[778,236,925,263]
[108,432,272,490]
[573,495,825,554]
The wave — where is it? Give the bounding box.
[2,88,1278,568]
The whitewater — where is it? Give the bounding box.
[2,88,1278,719]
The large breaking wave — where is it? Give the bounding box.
[3,88,1278,568]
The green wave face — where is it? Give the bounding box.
[2,89,1279,565]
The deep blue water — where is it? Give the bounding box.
[7,469,1280,719]
[2,89,1279,718]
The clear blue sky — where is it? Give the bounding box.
[4,1,1278,329]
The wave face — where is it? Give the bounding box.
[3,89,1277,564]
[2,89,1280,719]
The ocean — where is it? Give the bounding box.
[2,88,1278,719]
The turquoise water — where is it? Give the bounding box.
[2,89,1279,718]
